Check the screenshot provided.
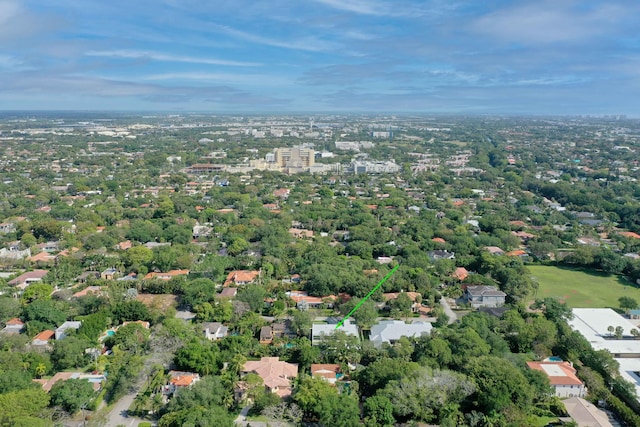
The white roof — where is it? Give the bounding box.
[568,308,640,355]
[369,320,432,347]
[616,358,640,401]
[312,319,358,342]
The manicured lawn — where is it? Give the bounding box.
[528,265,640,308]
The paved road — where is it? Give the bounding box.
[102,391,142,427]
[439,297,457,324]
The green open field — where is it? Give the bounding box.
[528,265,640,308]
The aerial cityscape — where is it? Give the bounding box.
[2,1,640,427]
[1,113,640,427]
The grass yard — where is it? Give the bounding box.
[528,265,640,308]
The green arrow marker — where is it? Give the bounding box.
[336,264,399,329]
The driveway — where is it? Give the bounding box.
[439,297,457,324]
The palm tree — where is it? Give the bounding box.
[35,363,47,378]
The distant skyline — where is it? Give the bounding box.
[1,1,639,115]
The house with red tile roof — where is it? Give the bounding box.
[32,330,55,346]
[27,251,56,263]
[288,228,314,239]
[311,364,341,385]
[72,286,104,298]
[431,237,446,244]
[506,249,528,258]
[34,372,105,392]
[526,361,586,398]
[273,188,290,199]
[2,317,25,334]
[619,231,640,239]
[242,357,298,398]
[452,267,469,281]
[162,371,201,396]
[224,270,260,287]
[8,270,49,290]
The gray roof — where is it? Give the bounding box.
[369,320,432,347]
[312,319,358,343]
[465,285,506,297]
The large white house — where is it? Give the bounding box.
[312,319,358,345]
[369,320,432,348]
[568,308,640,401]
[526,361,586,398]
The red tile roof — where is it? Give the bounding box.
[33,330,55,342]
[224,270,260,286]
[526,361,584,386]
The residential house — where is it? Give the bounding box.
[311,364,341,385]
[8,270,49,290]
[260,326,274,344]
[512,231,536,242]
[506,249,529,259]
[312,319,358,345]
[143,269,190,280]
[2,318,25,334]
[27,251,56,263]
[427,250,455,261]
[287,291,335,310]
[288,228,314,239]
[224,270,261,287]
[202,322,228,341]
[115,240,132,250]
[34,372,106,392]
[32,330,55,346]
[272,320,294,339]
[242,357,298,398]
[101,268,118,280]
[72,286,104,298]
[273,188,290,199]
[75,271,100,283]
[36,241,60,253]
[381,292,422,313]
[0,221,16,234]
[55,321,82,340]
[162,371,201,396]
[484,246,505,255]
[369,320,432,348]
[451,267,469,281]
[464,285,506,308]
[526,361,586,398]
[218,287,238,299]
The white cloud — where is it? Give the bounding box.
[472,2,627,45]
[214,25,337,52]
[85,50,261,67]
[313,0,388,16]
[144,72,291,86]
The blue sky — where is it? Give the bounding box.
[1,0,639,114]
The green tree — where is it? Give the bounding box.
[52,336,90,370]
[0,388,50,426]
[463,356,534,414]
[619,296,638,313]
[340,297,378,330]
[291,310,312,336]
[49,378,95,414]
[21,283,54,303]
[237,285,266,313]
[364,395,395,427]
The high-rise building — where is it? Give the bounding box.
[273,147,315,168]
